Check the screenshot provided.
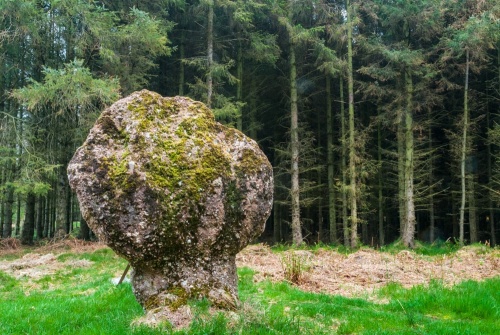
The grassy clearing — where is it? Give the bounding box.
[0,246,499,334]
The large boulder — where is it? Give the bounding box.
[68,90,273,318]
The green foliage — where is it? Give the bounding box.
[381,239,460,256]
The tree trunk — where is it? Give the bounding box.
[459,49,470,246]
[347,0,358,248]
[44,192,50,238]
[317,98,324,243]
[398,117,406,236]
[3,186,14,238]
[326,76,337,243]
[340,77,349,247]
[54,168,68,237]
[178,30,185,96]
[429,110,435,243]
[378,114,385,246]
[21,193,36,245]
[468,176,477,243]
[249,77,258,140]
[402,70,415,248]
[0,197,4,237]
[237,42,243,132]
[36,196,44,239]
[289,30,302,246]
[206,0,214,108]
[15,195,21,237]
[487,105,496,247]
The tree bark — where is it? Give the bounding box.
[3,186,14,238]
[249,77,258,140]
[21,193,36,245]
[347,0,358,248]
[178,30,185,96]
[402,70,415,248]
[36,196,44,239]
[378,112,385,246]
[340,76,349,247]
[54,168,68,238]
[326,76,337,243]
[397,116,406,236]
[468,176,477,243]
[459,49,470,246]
[487,100,496,247]
[15,195,21,237]
[237,42,243,132]
[206,0,214,108]
[289,28,302,246]
[429,109,435,243]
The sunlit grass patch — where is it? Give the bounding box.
[0,246,499,334]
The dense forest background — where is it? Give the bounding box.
[0,0,499,248]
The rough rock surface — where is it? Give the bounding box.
[68,90,273,316]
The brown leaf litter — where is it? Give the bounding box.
[236,244,500,299]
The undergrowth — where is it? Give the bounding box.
[0,246,498,334]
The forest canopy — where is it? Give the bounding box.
[0,0,499,248]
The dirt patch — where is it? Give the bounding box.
[0,237,106,259]
[236,244,500,298]
[0,252,94,281]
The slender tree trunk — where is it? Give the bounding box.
[346,0,357,248]
[249,77,258,140]
[340,77,349,247]
[0,197,4,237]
[66,186,72,233]
[487,105,496,247]
[178,30,185,96]
[15,195,21,237]
[237,42,243,132]
[429,110,435,243]
[326,76,337,243]
[398,117,406,236]
[492,41,500,247]
[273,153,282,243]
[21,193,36,245]
[289,31,302,246]
[54,167,68,237]
[378,113,385,246]
[402,71,415,248]
[3,186,14,238]
[459,49,470,246]
[468,175,477,243]
[44,192,50,238]
[206,0,214,108]
[317,99,324,243]
[36,196,44,239]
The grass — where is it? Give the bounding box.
[0,245,499,334]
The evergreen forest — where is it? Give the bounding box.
[1,0,499,248]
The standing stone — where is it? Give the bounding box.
[68,90,273,320]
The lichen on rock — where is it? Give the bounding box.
[67,90,273,325]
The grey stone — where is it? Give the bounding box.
[68,90,273,315]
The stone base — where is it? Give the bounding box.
[130,256,239,311]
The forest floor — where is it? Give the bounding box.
[1,238,499,301]
[236,243,500,301]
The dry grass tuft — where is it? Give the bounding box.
[0,238,21,251]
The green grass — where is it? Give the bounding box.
[0,247,499,334]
